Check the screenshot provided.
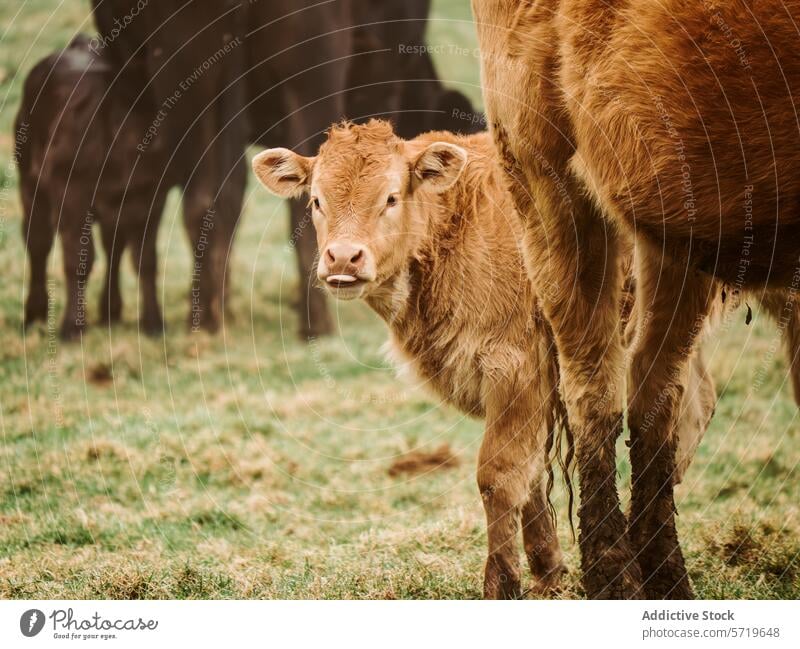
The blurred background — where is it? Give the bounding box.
[0,0,797,599]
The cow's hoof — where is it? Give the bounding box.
[299,299,333,340]
[98,300,122,325]
[582,545,644,599]
[141,316,165,337]
[642,561,694,600]
[59,322,85,342]
[483,556,522,600]
[190,311,220,334]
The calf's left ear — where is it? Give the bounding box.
[412,142,468,192]
[252,148,313,198]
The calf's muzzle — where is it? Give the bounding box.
[320,241,368,286]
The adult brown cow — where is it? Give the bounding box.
[473,0,800,598]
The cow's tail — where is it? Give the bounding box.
[543,343,576,541]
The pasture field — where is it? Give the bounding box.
[0,0,797,599]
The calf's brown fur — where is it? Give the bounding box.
[473,0,800,598]
[253,120,567,597]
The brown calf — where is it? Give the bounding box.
[16,36,167,340]
[473,0,800,598]
[253,120,567,597]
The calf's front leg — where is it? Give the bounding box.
[22,194,54,327]
[478,373,550,599]
[522,472,566,593]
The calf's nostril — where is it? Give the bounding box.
[350,249,364,265]
[325,248,336,264]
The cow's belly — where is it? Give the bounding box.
[561,0,800,286]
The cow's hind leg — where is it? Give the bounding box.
[627,241,714,599]
[513,176,640,598]
[182,139,246,335]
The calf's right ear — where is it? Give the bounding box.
[251,148,313,198]
[412,142,468,193]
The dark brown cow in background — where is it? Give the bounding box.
[17,35,168,340]
[347,0,481,139]
[88,0,482,339]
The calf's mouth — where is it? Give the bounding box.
[324,274,370,299]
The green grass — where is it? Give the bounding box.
[0,0,797,599]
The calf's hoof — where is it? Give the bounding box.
[483,555,522,600]
[530,562,568,595]
[24,295,49,327]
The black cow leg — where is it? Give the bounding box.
[23,197,54,328]
[129,219,163,337]
[99,220,126,325]
[183,152,245,334]
[60,222,94,341]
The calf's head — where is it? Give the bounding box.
[251,120,467,300]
